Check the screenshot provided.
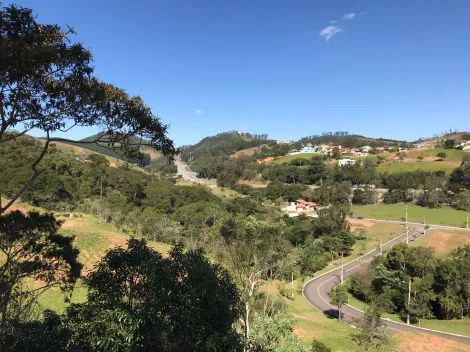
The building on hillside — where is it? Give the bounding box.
[339,159,356,166]
[353,152,369,157]
[289,146,317,155]
[361,146,372,152]
[300,146,316,153]
[399,148,408,152]
[295,199,319,211]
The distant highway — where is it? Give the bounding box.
[174,159,216,187]
[303,222,470,345]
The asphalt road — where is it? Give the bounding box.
[303,224,470,345]
[174,159,216,187]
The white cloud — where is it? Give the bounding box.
[342,13,355,20]
[195,109,202,115]
[359,11,368,15]
[319,25,343,41]
[329,20,337,24]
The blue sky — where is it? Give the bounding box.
[19,0,470,146]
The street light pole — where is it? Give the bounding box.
[340,252,344,284]
[405,204,409,244]
[407,277,411,325]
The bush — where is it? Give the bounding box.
[311,338,332,352]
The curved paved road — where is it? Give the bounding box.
[303,224,470,345]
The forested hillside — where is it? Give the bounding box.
[180,131,270,161]
[57,133,164,166]
[298,131,411,148]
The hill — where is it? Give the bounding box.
[416,131,470,144]
[56,133,165,164]
[180,131,271,161]
[298,131,411,148]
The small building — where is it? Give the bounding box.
[299,146,316,153]
[339,159,356,167]
[361,146,372,152]
[353,152,369,157]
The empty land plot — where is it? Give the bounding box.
[412,229,470,253]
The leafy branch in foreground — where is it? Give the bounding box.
[0,4,176,214]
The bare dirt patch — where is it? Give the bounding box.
[420,230,470,253]
[395,332,470,352]
[231,146,264,158]
[236,180,268,188]
[258,156,275,164]
[5,204,27,213]
[293,327,306,338]
[348,219,375,232]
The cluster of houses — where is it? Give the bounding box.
[289,144,408,158]
[285,199,320,217]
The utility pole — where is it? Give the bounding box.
[405,204,409,244]
[291,272,294,299]
[379,237,382,255]
[340,252,344,284]
[467,213,469,230]
[407,277,411,325]
[424,217,426,236]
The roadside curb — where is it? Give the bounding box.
[302,224,470,343]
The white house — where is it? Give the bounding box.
[339,159,356,166]
[353,152,369,157]
[361,146,372,152]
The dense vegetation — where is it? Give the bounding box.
[180,131,270,161]
[58,133,155,166]
[349,243,470,325]
[0,136,358,350]
[298,131,411,149]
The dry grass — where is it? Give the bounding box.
[412,230,470,253]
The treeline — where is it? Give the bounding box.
[180,132,271,161]
[350,243,470,325]
[298,132,411,149]
[59,133,153,166]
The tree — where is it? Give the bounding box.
[0,211,82,336]
[444,139,456,149]
[307,156,327,184]
[328,285,348,322]
[220,216,287,344]
[453,191,470,211]
[0,4,176,214]
[331,147,341,160]
[353,307,386,350]
[436,152,447,160]
[417,156,424,162]
[67,239,242,351]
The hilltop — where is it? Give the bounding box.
[179,131,270,161]
[298,131,411,149]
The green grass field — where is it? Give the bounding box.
[271,153,320,164]
[377,161,457,174]
[407,148,467,162]
[31,213,171,313]
[351,203,469,228]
